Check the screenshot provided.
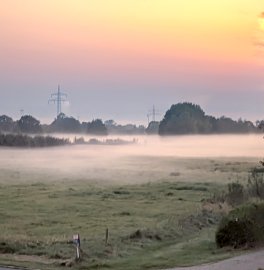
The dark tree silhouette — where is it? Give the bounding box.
[87,119,108,135]
[49,113,81,133]
[17,115,42,134]
[159,102,257,135]
[0,115,15,132]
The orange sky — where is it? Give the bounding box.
[1,1,262,63]
[0,0,263,122]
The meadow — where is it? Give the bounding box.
[0,135,262,269]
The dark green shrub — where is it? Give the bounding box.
[216,203,264,248]
[216,219,254,248]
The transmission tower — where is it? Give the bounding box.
[48,85,68,118]
[147,105,160,123]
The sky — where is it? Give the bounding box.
[0,0,264,125]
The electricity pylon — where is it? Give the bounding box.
[147,105,160,124]
[48,85,68,118]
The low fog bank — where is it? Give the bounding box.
[53,133,264,157]
[0,134,262,185]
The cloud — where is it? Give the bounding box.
[254,41,264,47]
[255,13,264,49]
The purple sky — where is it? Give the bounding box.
[0,1,264,125]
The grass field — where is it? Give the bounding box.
[0,142,258,270]
[0,179,236,270]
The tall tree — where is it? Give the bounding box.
[87,119,108,135]
[159,103,212,135]
[159,103,257,135]
[17,115,42,134]
[49,113,81,133]
[0,115,14,132]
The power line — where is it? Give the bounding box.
[48,85,68,118]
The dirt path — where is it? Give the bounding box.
[167,249,264,270]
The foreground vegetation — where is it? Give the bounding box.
[216,202,264,249]
[0,156,259,269]
[214,167,264,249]
[0,180,236,269]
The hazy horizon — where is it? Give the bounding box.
[0,134,261,185]
[0,101,262,127]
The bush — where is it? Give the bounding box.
[216,203,264,248]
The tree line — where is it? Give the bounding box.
[0,133,69,147]
[0,113,145,135]
[0,103,261,135]
[0,113,108,135]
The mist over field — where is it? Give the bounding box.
[0,134,262,185]
[1,1,264,269]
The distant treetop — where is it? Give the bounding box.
[159,102,257,135]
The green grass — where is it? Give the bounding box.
[89,228,240,270]
[0,156,257,269]
[0,180,225,268]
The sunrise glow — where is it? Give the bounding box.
[0,0,263,122]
